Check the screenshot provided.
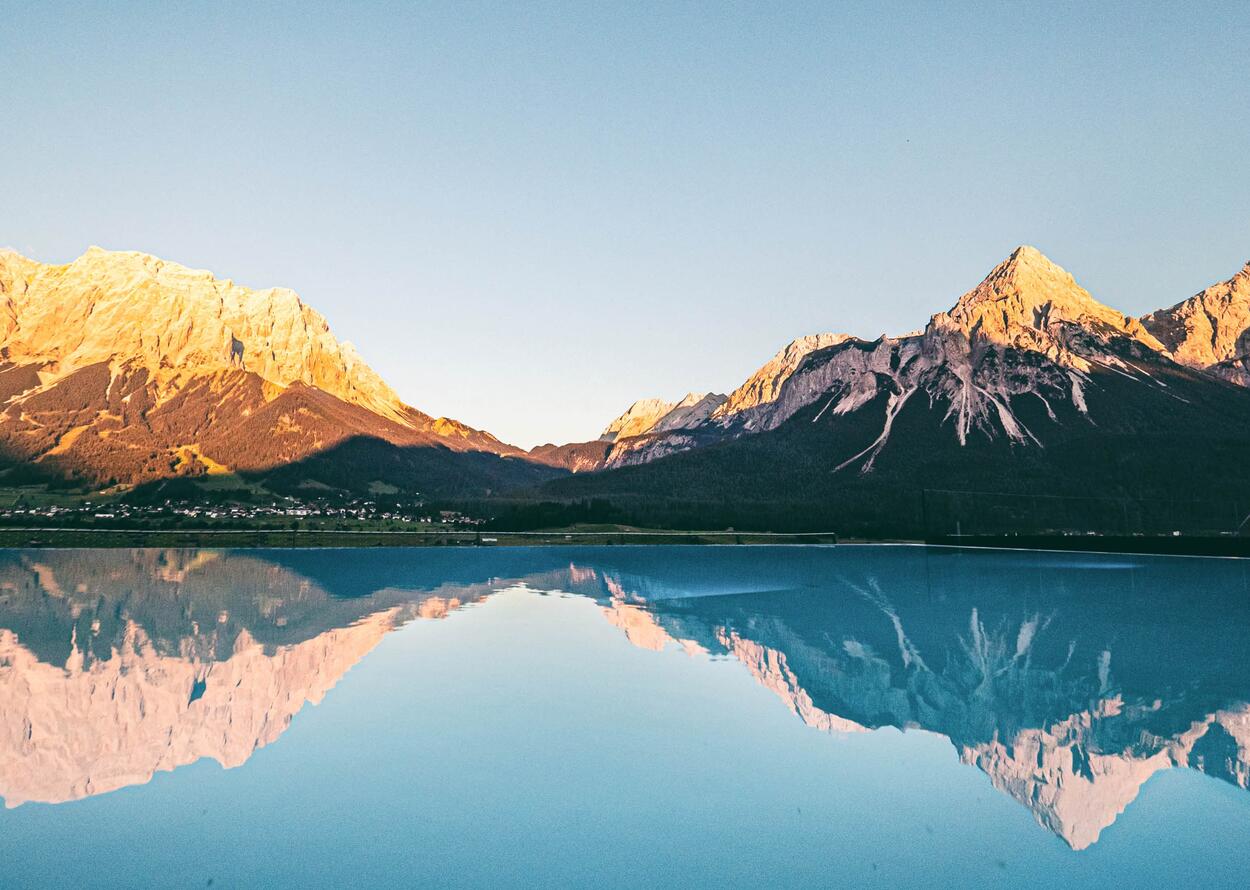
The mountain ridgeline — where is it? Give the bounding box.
[2,245,1250,533]
[525,247,1250,534]
[0,247,560,499]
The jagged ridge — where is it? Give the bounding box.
[542,246,1250,476]
[0,247,537,492]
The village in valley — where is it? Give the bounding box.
[0,492,484,532]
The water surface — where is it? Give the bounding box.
[0,545,1247,887]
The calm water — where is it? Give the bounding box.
[0,545,1247,888]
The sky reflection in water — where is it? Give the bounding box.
[0,545,1247,888]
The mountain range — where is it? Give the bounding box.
[540,247,1250,467]
[530,246,1250,533]
[2,244,1249,532]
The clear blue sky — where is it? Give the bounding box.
[4,1,1249,448]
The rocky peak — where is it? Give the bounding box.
[650,392,728,433]
[930,246,1163,354]
[698,248,1182,466]
[600,397,676,442]
[594,391,730,452]
[713,332,852,420]
[0,246,409,423]
[1141,260,1250,384]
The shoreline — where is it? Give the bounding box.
[0,527,1246,557]
[0,527,840,549]
[924,534,1250,559]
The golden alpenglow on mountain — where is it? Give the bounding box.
[0,247,405,418]
[1142,262,1250,386]
[5,3,1250,889]
[0,247,557,497]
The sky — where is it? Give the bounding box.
[3,1,1249,448]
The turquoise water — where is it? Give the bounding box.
[0,545,1247,887]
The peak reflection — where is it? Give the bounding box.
[0,549,492,807]
[0,545,1245,852]
[555,549,1250,849]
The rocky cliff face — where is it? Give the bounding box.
[580,248,1169,470]
[931,245,1164,357]
[600,392,728,442]
[531,391,728,471]
[713,333,851,422]
[0,247,532,492]
[1141,261,1250,386]
[736,246,1176,469]
[535,335,852,472]
[600,398,680,442]
[651,391,728,432]
[0,247,406,421]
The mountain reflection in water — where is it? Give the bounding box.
[0,546,1246,851]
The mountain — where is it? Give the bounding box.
[11,242,1250,528]
[529,336,849,473]
[529,390,727,471]
[533,247,1250,534]
[0,247,558,497]
[712,332,852,426]
[1141,261,1250,386]
[600,398,680,442]
[649,391,728,433]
